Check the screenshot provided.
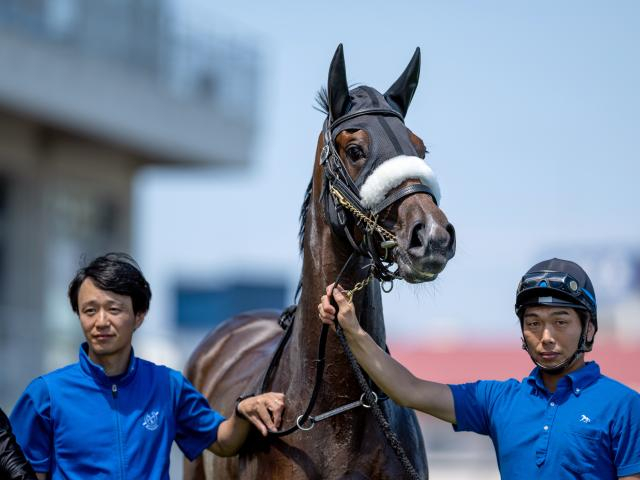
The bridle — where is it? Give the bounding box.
[253,107,437,479]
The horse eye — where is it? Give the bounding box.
[346,145,365,161]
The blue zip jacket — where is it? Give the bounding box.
[10,344,224,479]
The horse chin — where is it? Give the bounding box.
[394,249,447,284]
[404,270,439,284]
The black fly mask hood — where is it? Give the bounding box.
[320,45,441,280]
[331,86,422,188]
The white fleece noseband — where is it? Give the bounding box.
[359,155,441,209]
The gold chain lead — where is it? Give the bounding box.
[345,272,374,303]
[329,185,397,243]
[329,185,397,302]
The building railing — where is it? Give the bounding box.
[0,0,259,123]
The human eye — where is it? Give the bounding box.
[83,307,96,316]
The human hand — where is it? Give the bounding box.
[318,283,361,335]
[236,392,285,436]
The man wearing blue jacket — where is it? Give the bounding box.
[11,253,285,479]
[319,258,640,479]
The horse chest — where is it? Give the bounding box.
[235,410,416,479]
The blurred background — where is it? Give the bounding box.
[0,0,638,478]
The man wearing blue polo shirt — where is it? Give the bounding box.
[10,253,285,480]
[319,258,640,478]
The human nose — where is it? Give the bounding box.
[540,325,555,344]
[95,310,110,328]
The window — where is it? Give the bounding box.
[176,280,287,329]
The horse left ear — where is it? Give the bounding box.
[384,47,421,118]
[327,44,351,121]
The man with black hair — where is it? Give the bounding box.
[319,258,640,479]
[10,253,285,479]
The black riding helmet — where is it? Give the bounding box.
[515,258,598,359]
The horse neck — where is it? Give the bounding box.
[298,241,387,347]
[285,188,387,400]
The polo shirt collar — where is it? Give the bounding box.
[565,361,600,394]
[79,342,138,387]
[526,361,600,396]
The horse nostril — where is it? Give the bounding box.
[446,223,456,256]
[407,222,425,256]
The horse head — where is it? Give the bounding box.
[313,44,456,285]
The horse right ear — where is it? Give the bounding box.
[327,44,350,121]
[384,47,421,118]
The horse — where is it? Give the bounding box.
[184,44,456,479]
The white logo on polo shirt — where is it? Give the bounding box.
[579,414,591,424]
[143,411,160,431]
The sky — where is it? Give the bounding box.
[134,0,640,350]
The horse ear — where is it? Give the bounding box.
[384,47,421,118]
[327,44,350,121]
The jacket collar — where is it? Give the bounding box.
[79,342,138,387]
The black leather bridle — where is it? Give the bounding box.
[252,108,433,479]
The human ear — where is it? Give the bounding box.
[134,312,146,331]
[586,321,596,343]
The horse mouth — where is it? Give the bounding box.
[393,247,445,284]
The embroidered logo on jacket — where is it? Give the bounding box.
[579,414,591,424]
[143,411,160,431]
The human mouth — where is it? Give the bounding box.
[94,334,114,342]
[539,352,560,361]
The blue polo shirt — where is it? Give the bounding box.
[450,361,640,479]
[10,344,224,479]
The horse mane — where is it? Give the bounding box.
[298,178,313,254]
[314,87,329,115]
[299,87,331,255]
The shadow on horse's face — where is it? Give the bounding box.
[333,127,456,283]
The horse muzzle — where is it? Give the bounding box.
[395,220,456,283]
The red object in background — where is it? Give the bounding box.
[389,341,640,391]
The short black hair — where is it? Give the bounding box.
[68,252,152,315]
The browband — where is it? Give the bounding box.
[330,108,404,131]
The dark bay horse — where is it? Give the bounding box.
[184,45,456,479]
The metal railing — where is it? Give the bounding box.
[0,0,260,122]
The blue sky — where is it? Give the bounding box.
[135,1,640,344]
